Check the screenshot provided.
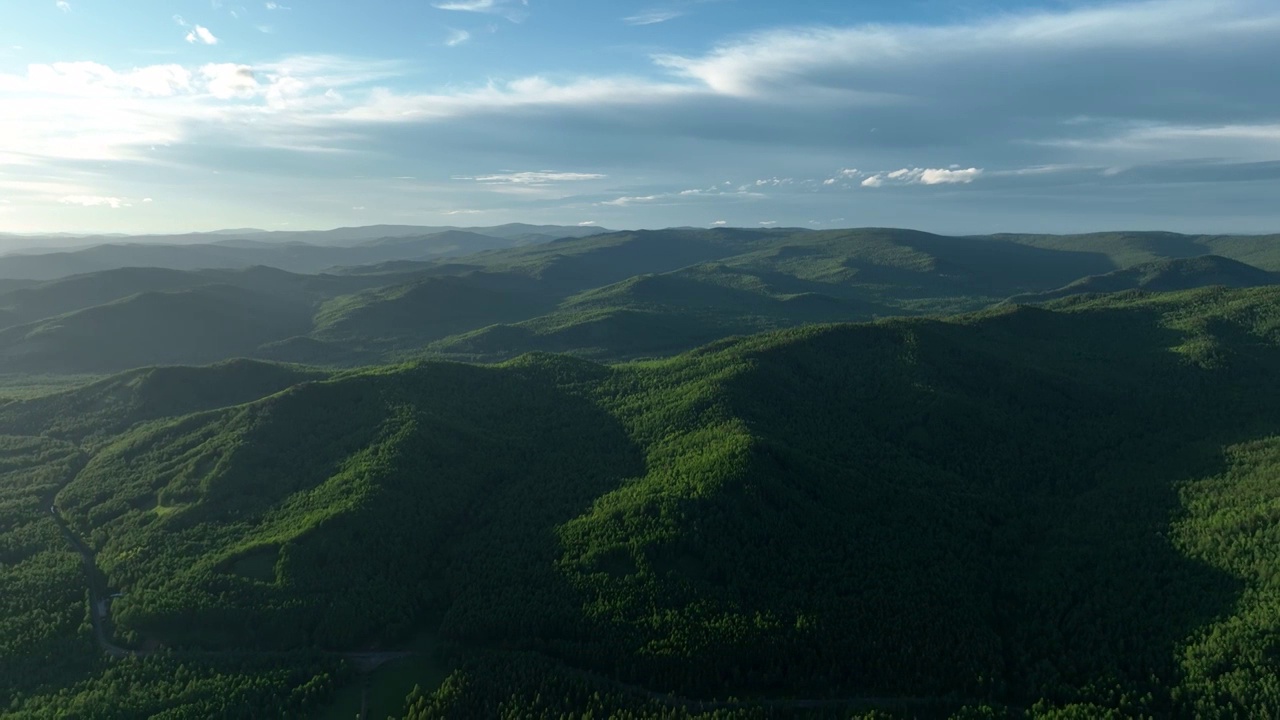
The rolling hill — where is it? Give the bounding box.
[0,225,608,281]
[0,226,1274,374]
[1007,255,1279,304]
[5,286,1280,717]
[0,284,315,373]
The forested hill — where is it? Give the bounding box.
[0,227,1277,374]
[1006,254,1278,304]
[5,285,1280,717]
[0,224,608,280]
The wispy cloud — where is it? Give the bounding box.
[265,1,290,9]
[458,171,606,184]
[600,187,764,206]
[59,195,131,208]
[624,9,683,26]
[445,29,471,47]
[55,1,71,12]
[185,25,219,45]
[433,0,529,22]
[5,0,1280,232]
[601,194,661,206]
[828,167,984,187]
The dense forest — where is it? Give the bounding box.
[2,227,1280,717]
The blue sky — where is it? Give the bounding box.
[1,0,1279,235]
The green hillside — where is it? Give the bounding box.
[4,286,1280,716]
[0,285,315,374]
[0,359,326,445]
[997,231,1280,271]
[312,273,557,347]
[426,228,1120,361]
[1007,255,1279,304]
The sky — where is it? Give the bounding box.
[1,0,1279,235]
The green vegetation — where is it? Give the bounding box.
[4,227,1280,717]
[1007,255,1277,304]
[8,654,348,719]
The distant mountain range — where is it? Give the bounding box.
[0,224,609,280]
[0,226,1276,374]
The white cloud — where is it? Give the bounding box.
[201,63,259,98]
[337,74,695,122]
[446,29,471,47]
[855,168,982,187]
[459,171,606,184]
[601,187,764,206]
[55,1,71,12]
[4,0,1280,232]
[434,0,495,9]
[712,220,727,225]
[185,25,219,45]
[577,220,596,225]
[265,1,290,9]
[918,167,983,184]
[601,194,660,206]
[758,220,777,226]
[15,61,194,97]
[652,0,1280,98]
[625,10,683,26]
[432,0,528,22]
[59,195,130,208]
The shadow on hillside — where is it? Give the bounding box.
[600,303,1276,706]
[250,356,649,651]
[897,234,1119,293]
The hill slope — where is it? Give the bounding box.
[2,286,1276,717]
[0,285,314,373]
[1007,254,1279,303]
[0,224,607,281]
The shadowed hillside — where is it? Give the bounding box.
[0,285,314,373]
[1007,255,1279,304]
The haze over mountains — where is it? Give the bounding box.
[0,224,608,279]
[0,225,1276,375]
